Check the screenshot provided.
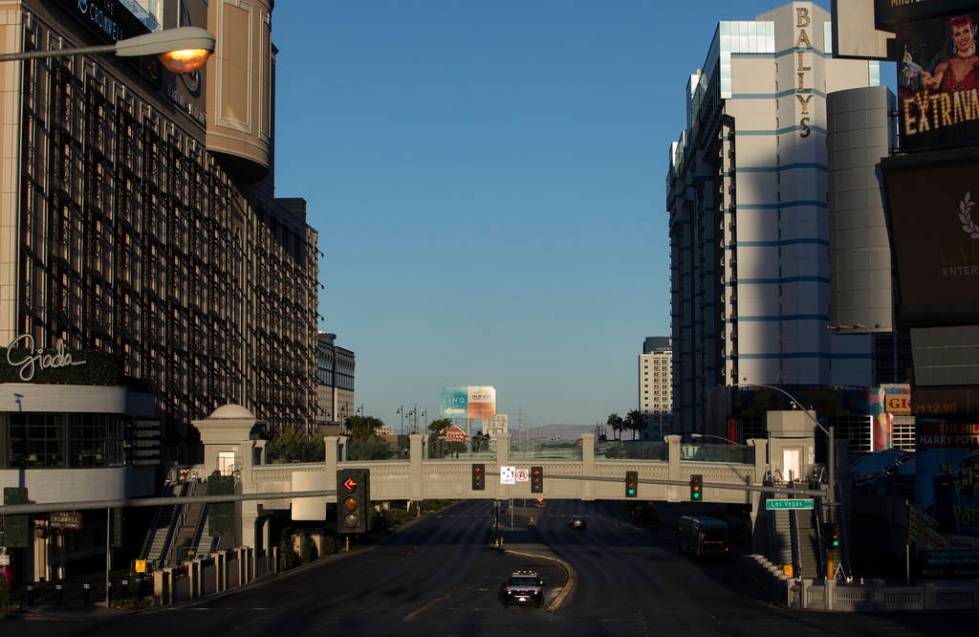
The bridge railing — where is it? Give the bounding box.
[595,441,668,461]
[680,443,754,464]
[509,441,582,460]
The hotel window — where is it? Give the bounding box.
[8,414,65,468]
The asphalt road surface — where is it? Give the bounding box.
[3,499,979,636]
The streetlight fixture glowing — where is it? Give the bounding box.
[159,48,211,73]
[0,26,215,73]
[115,27,214,73]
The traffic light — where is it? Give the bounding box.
[625,471,638,498]
[471,464,485,491]
[690,474,703,502]
[530,466,543,494]
[822,522,840,549]
[336,469,370,534]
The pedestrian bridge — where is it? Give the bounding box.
[193,408,818,548]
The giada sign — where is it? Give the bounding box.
[4,334,87,382]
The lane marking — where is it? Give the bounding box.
[503,548,577,612]
[402,593,450,622]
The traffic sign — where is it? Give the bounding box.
[500,465,516,485]
[342,477,358,492]
[515,468,529,482]
[765,498,814,511]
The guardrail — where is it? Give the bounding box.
[745,554,979,611]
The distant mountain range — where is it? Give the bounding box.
[511,424,599,440]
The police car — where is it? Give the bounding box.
[499,569,546,607]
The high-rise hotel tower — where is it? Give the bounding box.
[666,2,881,433]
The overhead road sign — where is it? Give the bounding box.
[500,466,516,485]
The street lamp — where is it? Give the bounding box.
[735,382,835,508]
[0,26,215,73]
[690,433,747,448]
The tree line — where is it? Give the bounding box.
[604,410,645,440]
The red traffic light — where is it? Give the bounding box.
[474,466,482,473]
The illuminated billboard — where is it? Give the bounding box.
[896,12,979,152]
[439,386,496,419]
[915,421,979,578]
[882,151,979,325]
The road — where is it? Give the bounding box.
[2,499,979,636]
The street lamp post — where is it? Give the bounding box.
[397,406,404,436]
[0,26,215,72]
[736,382,835,510]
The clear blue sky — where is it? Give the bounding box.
[270,1,841,428]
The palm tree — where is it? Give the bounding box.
[607,413,624,441]
[625,410,644,440]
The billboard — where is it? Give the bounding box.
[916,421,979,578]
[896,12,979,152]
[875,0,978,29]
[882,152,979,325]
[439,386,496,419]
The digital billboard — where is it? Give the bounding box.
[896,12,979,151]
[882,151,979,325]
[916,421,979,578]
[439,386,496,419]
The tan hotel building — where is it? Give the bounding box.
[0,0,319,462]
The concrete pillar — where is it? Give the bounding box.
[184,561,196,599]
[747,438,768,551]
[236,548,245,588]
[581,433,595,501]
[162,568,175,604]
[152,569,167,605]
[409,433,424,501]
[338,435,349,462]
[241,501,260,549]
[666,434,681,502]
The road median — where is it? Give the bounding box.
[500,545,576,611]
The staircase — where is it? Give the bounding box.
[194,511,219,559]
[141,482,188,569]
[770,508,793,568]
[165,479,208,566]
[795,510,822,579]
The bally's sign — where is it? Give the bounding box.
[4,335,87,382]
[796,7,814,138]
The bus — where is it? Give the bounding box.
[676,516,731,559]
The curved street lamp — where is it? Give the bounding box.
[0,26,215,73]
[735,382,835,508]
